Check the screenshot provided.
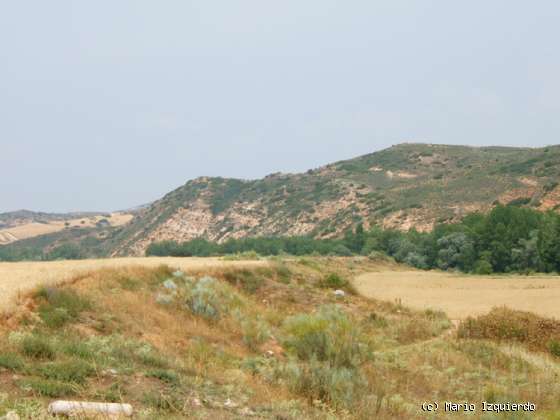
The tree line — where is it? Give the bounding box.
[146,205,560,274]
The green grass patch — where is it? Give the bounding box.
[38,360,94,384]
[36,287,92,328]
[19,378,77,397]
[0,352,25,371]
[222,269,264,294]
[146,369,180,384]
[20,336,55,360]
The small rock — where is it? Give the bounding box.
[102,368,118,376]
[265,350,275,358]
[224,399,239,409]
[239,407,256,416]
[191,398,202,407]
[1,412,20,420]
[156,293,174,305]
[334,289,346,297]
[163,279,178,290]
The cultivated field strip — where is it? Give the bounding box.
[0,257,267,311]
[353,270,560,319]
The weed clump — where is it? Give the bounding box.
[146,369,179,384]
[21,336,55,360]
[142,390,184,412]
[319,273,348,289]
[36,287,91,328]
[19,378,76,397]
[283,305,368,368]
[279,359,367,409]
[38,360,94,384]
[223,269,264,294]
[238,315,271,351]
[548,340,560,357]
[274,262,292,283]
[0,352,25,371]
[275,306,374,409]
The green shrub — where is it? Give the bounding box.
[319,273,348,289]
[61,340,95,359]
[146,369,179,384]
[38,360,94,384]
[134,346,169,369]
[0,352,25,371]
[223,269,264,294]
[548,340,560,357]
[365,312,388,328]
[279,359,367,409]
[185,276,245,321]
[142,390,183,411]
[20,378,76,397]
[239,317,271,351]
[274,263,292,283]
[21,336,55,360]
[473,259,493,275]
[36,287,91,328]
[282,305,367,368]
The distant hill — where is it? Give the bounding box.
[0,210,134,246]
[0,210,102,227]
[109,143,560,256]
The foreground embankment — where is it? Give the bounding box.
[0,257,266,311]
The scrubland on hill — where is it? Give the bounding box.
[0,212,133,246]
[0,257,559,418]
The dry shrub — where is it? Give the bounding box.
[458,307,560,356]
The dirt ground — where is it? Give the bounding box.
[0,257,266,311]
[353,270,560,320]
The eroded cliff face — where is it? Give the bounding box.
[109,144,560,256]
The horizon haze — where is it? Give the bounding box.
[2,1,560,212]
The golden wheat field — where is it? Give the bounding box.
[0,257,266,311]
[353,270,560,320]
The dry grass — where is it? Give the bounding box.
[353,270,560,320]
[0,212,134,245]
[2,259,560,418]
[0,257,267,312]
[458,307,560,355]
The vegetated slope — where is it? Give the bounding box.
[0,257,265,312]
[0,210,134,246]
[2,258,560,418]
[111,143,560,256]
[0,210,97,226]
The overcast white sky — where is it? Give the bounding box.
[1,1,559,212]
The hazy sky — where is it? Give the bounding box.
[1,2,559,212]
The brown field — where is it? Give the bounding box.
[0,257,266,311]
[0,212,134,245]
[353,270,560,320]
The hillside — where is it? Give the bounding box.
[110,143,560,256]
[0,211,134,246]
[2,258,560,418]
